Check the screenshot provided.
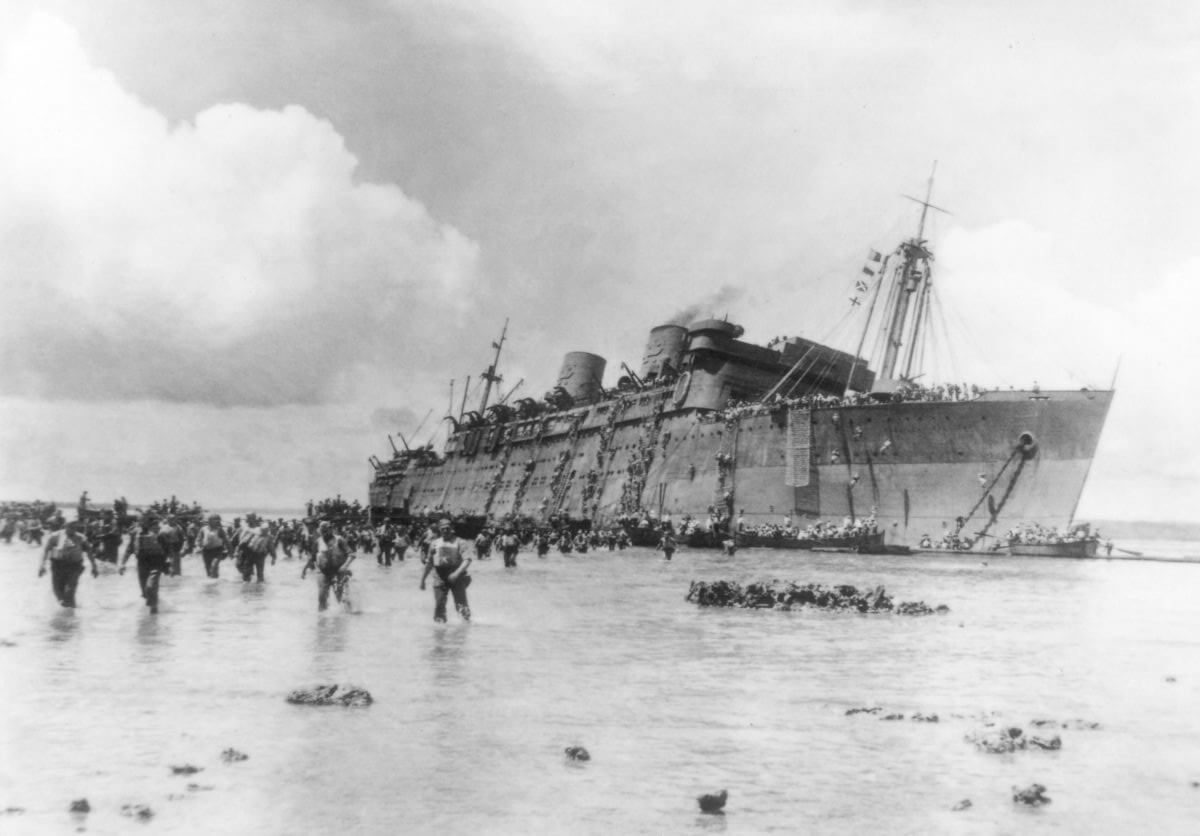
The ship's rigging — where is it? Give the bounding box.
[851,162,950,393]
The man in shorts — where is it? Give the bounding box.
[197,514,229,578]
[303,522,355,611]
[497,527,520,568]
[419,519,472,622]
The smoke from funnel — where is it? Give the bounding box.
[665,285,745,326]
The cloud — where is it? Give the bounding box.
[0,13,480,406]
[1,4,1197,520]
[0,395,383,508]
[931,221,1200,520]
[456,0,885,91]
[370,406,419,432]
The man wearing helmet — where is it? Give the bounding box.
[120,512,168,613]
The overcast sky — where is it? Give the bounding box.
[0,0,1197,521]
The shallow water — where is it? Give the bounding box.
[2,540,1200,835]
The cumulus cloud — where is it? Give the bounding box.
[0,13,479,406]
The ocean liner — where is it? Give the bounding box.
[368,183,1112,549]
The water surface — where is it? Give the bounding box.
[2,540,1199,834]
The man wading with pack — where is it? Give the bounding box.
[120,513,168,614]
[236,515,272,583]
[39,519,97,608]
[159,515,185,576]
[198,513,229,578]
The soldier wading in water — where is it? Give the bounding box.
[120,513,168,614]
[419,519,472,622]
[197,514,229,578]
[39,519,98,608]
[302,521,355,611]
[236,515,272,583]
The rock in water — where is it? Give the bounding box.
[121,803,154,820]
[686,580,946,615]
[698,789,728,814]
[287,684,373,706]
[951,799,972,811]
[68,799,90,814]
[338,687,373,707]
[221,748,250,763]
[564,746,590,761]
[287,684,338,705]
[967,726,1037,754]
[1012,784,1051,806]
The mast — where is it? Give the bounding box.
[844,253,889,396]
[876,162,947,383]
[478,318,509,414]
[902,268,934,379]
[459,375,471,421]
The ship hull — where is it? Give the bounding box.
[371,389,1112,550]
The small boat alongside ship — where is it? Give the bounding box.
[737,530,885,551]
[618,521,885,551]
[1006,539,1100,558]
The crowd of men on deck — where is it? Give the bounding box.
[735,514,881,542]
[306,496,367,524]
[1003,522,1107,548]
[916,521,1110,553]
[700,382,989,426]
